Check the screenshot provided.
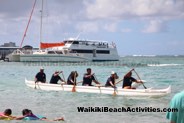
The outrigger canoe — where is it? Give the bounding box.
[25,78,171,97]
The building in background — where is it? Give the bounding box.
[0,42,37,61]
[0,42,16,47]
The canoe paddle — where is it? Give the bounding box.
[72,72,76,92]
[113,77,117,96]
[34,81,37,89]
[61,72,66,90]
[34,80,38,89]
[133,69,147,89]
[61,72,65,82]
[93,75,102,94]
[77,81,83,84]
[115,78,124,85]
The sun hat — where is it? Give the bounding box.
[111,71,115,74]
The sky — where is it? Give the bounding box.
[0,0,184,56]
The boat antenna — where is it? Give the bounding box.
[75,32,82,40]
[19,0,37,48]
[39,0,44,49]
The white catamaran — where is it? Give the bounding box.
[7,0,119,62]
[8,39,119,62]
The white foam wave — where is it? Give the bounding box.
[132,55,156,57]
[148,64,183,67]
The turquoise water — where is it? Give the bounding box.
[0,56,184,123]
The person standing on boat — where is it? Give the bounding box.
[35,67,46,83]
[122,69,142,89]
[166,90,184,123]
[105,71,119,88]
[50,71,64,84]
[82,68,100,86]
[67,71,78,85]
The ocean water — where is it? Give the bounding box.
[0,56,183,123]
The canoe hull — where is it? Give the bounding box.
[25,79,171,97]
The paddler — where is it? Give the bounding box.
[50,71,65,84]
[122,69,143,89]
[105,71,119,88]
[67,71,78,85]
[35,67,46,83]
[82,68,100,86]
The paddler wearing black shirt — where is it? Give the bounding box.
[35,67,46,83]
[122,69,143,89]
[67,71,78,85]
[82,68,100,86]
[50,71,64,84]
[105,71,119,87]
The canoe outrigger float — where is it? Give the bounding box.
[25,78,171,97]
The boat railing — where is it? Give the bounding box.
[97,45,108,48]
[67,50,79,56]
[69,51,83,57]
[12,49,24,55]
[21,49,34,54]
[33,50,47,54]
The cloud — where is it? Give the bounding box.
[75,22,99,33]
[83,0,184,34]
[0,0,184,51]
[85,0,184,21]
[121,28,132,33]
[104,23,117,32]
[0,0,33,18]
[142,20,167,33]
[1,0,184,36]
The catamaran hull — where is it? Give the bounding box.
[9,54,119,62]
[20,54,90,62]
[7,54,20,62]
[25,79,171,97]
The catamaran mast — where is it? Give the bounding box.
[39,0,44,49]
[19,0,37,48]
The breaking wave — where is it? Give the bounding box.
[148,64,183,67]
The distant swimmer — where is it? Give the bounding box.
[35,67,46,83]
[17,109,64,121]
[0,109,15,120]
[82,68,100,86]
[50,71,65,84]
[0,109,64,121]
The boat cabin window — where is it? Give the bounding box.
[55,51,63,54]
[96,50,110,54]
[73,41,79,44]
[71,49,93,53]
[64,40,79,44]
[64,41,73,44]
[48,51,56,54]
[70,49,110,54]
